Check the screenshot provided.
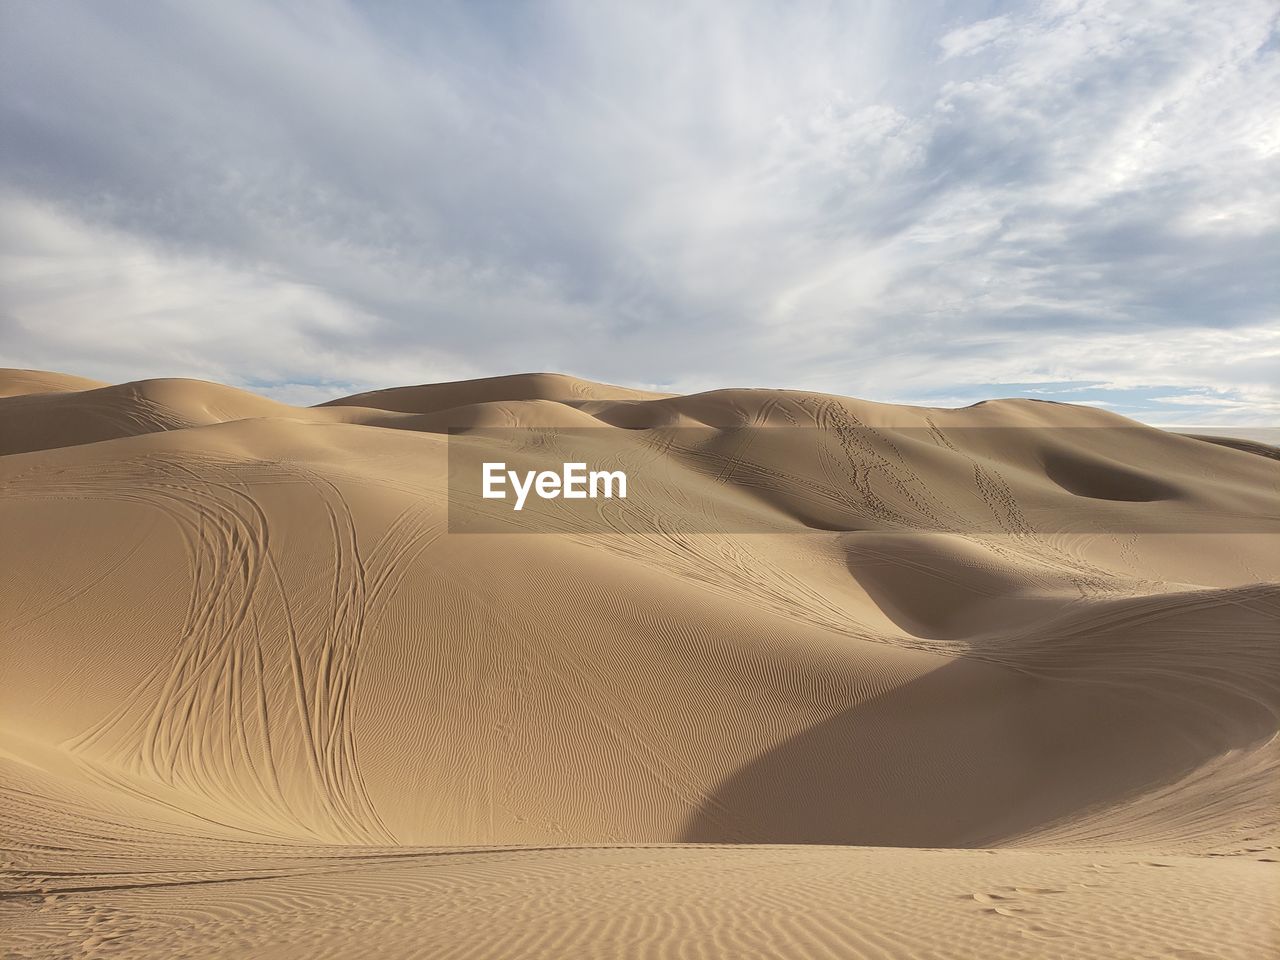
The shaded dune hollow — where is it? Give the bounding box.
[2,367,1278,959]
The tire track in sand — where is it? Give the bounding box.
[11,454,404,843]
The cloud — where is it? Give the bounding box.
[0,0,1276,421]
[0,194,463,394]
[939,15,1012,60]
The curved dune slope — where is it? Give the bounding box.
[0,377,306,456]
[2,370,1277,958]
[0,368,109,398]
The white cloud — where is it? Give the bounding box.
[0,0,1276,421]
[939,15,1011,60]
[0,195,466,395]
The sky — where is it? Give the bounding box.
[1,1,1277,425]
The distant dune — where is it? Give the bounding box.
[3,369,1277,958]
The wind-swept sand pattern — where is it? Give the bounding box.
[2,368,1277,958]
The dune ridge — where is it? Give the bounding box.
[2,368,1277,958]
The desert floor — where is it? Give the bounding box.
[2,369,1277,958]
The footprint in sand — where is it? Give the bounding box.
[969,884,1077,943]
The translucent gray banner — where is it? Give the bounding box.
[446,427,1279,534]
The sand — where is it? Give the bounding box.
[2,368,1277,958]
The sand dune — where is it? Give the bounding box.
[2,369,1277,958]
[322,371,670,414]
